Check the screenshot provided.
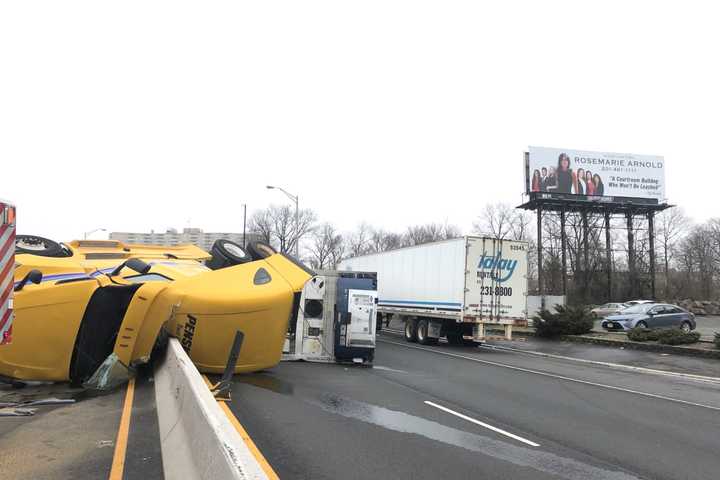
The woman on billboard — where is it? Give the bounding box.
[574,168,585,195]
[531,169,541,192]
[556,153,573,193]
[544,167,557,191]
[585,170,596,195]
[593,174,604,196]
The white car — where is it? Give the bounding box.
[590,302,628,318]
[624,300,655,306]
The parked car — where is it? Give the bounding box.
[602,303,696,332]
[590,302,628,318]
[624,299,655,306]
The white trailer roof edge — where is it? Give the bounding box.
[340,235,528,263]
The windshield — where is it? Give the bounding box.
[123,273,172,283]
[621,304,654,314]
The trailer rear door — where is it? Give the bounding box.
[463,237,527,323]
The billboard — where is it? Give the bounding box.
[525,146,665,201]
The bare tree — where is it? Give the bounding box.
[248,205,317,254]
[676,225,716,298]
[473,203,533,241]
[404,222,461,246]
[704,218,720,278]
[308,223,344,269]
[369,228,403,253]
[656,208,691,298]
[248,208,273,245]
[347,223,372,257]
[508,210,534,241]
[473,203,515,239]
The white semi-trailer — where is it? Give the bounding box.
[338,236,528,344]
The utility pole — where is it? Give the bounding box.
[242,204,247,248]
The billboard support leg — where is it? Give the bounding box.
[537,206,544,309]
[560,209,567,299]
[581,211,590,304]
[626,212,636,299]
[605,211,612,302]
[648,211,656,300]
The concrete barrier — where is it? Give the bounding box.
[154,338,269,480]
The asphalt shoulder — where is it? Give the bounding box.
[0,372,163,480]
[483,335,720,378]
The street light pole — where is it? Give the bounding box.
[83,228,107,240]
[242,203,247,248]
[266,185,300,257]
[294,194,299,257]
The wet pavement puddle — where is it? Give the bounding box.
[308,393,639,480]
[231,369,640,480]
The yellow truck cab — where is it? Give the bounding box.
[3,237,311,388]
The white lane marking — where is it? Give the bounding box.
[424,400,540,447]
[381,328,720,385]
[379,338,720,412]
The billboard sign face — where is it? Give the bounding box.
[526,146,665,201]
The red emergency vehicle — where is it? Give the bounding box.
[0,200,16,345]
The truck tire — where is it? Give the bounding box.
[15,235,65,257]
[446,332,463,345]
[246,241,277,260]
[206,239,253,269]
[417,319,439,345]
[404,319,418,343]
[417,319,429,345]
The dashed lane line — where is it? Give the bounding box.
[424,400,540,447]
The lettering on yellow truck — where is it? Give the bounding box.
[181,315,197,353]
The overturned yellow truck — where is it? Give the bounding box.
[2,236,311,388]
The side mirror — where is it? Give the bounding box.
[111,258,151,276]
[126,258,151,274]
[15,269,43,292]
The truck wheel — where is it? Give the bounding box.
[417,319,429,345]
[206,239,253,269]
[15,235,65,257]
[404,319,418,343]
[246,241,277,260]
[446,332,462,345]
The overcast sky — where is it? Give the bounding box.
[2,1,718,241]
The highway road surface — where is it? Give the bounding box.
[0,370,163,480]
[227,330,720,480]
